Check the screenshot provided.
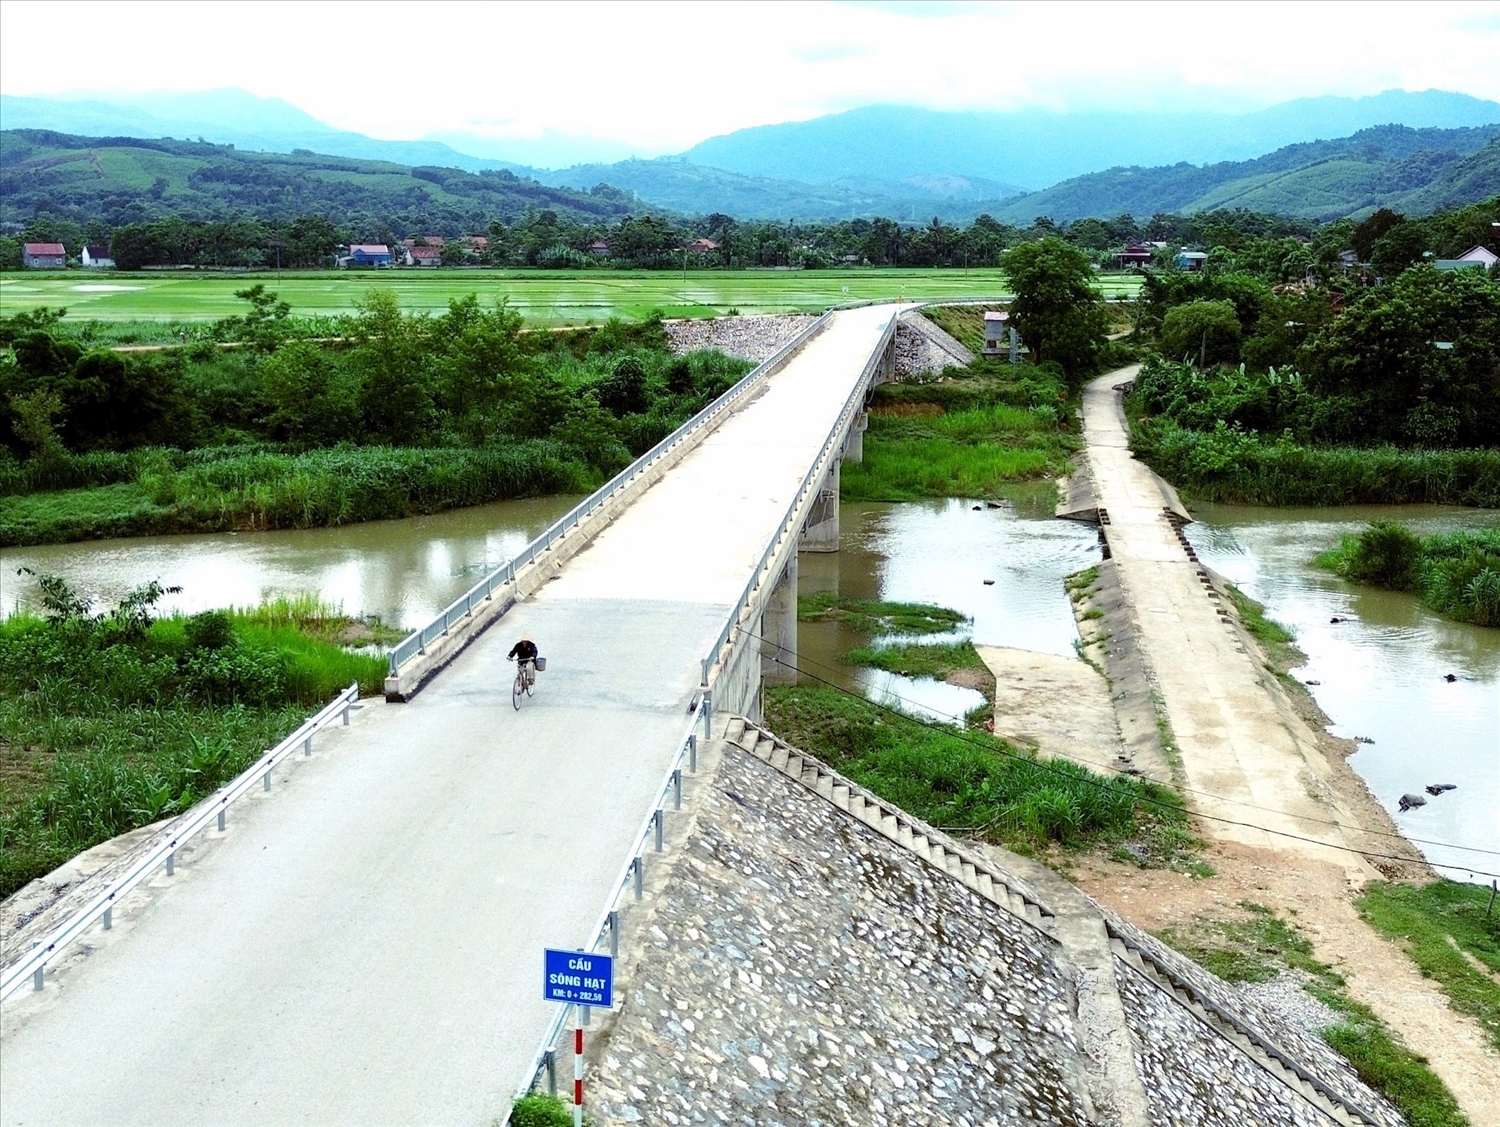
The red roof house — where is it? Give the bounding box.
[23,242,67,268]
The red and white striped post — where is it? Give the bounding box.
[573,1005,585,1127]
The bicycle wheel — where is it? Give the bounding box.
[512,668,524,710]
[525,666,534,697]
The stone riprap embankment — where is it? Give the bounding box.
[894,313,974,377]
[584,723,1405,1127]
[665,314,817,362]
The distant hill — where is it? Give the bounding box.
[537,158,1025,221]
[0,130,645,231]
[986,124,1500,223]
[0,90,535,176]
[682,91,1500,190]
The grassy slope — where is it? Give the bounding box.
[1158,902,1470,1127]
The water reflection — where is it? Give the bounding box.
[796,496,1103,725]
[1186,502,1500,882]
[0,496,580,628]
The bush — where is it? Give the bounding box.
[184,610,234,650]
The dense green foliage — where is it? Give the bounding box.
[765,684,1185,850]
[510,1093,579,1127]
[1128,261,1500,508]
[0,290,751,544]
[0,577,387,896]
[1355,881,1500,1054]
[797,593,968,635]
[1315,523,1500,626]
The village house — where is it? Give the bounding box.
[401,236,445,249]
[1175,249,1209,272]
[682,237,719,254]
[344,244,391,268]
[461,235,488,252]
[1113,241,1155,268]
[80,245,115,269]
[405,245,443,267]
[22,242,67,268]
[588,239,610,257]
[1435,244,1498,271]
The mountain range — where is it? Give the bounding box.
[3,87,1499,223]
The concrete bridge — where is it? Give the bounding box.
[0,305,906,1126]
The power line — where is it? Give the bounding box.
[743,631,1500,880]
[753,628,1500,860]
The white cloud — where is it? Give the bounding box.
[2,0,1498,162]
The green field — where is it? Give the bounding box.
[0,268,1140,326]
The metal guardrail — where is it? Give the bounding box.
[0,682,360,1004]
[513,694,714,1105]
[386,311,836,677]
[699,306,901,686]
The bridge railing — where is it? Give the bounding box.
[1,682,361,1004]
[699,306,901,686]
[512,693,714,1108]
[387,312,835,677]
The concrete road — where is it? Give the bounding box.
[1081,369,1367,874]
[0,305,902,1127]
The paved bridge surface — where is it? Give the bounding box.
[0,305,902,1127]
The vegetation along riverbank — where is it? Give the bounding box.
[1315,520,1500,627]
[0,576,389,897]
[0,291,751,546]
[1124,203,1500,509]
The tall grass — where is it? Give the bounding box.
[0,587,388,897]
[764,684,1183,849]
[1131,419,1500,508]
[0,442,595,546]
[1316,522,1500,626]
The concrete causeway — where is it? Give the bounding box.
[1080,368,1369,875]
[0,305,901,1127]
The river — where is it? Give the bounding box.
[4,495,1494,879]
[1187,503,1500,884]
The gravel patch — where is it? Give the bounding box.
[665,314,817,362]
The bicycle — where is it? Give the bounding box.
[512,657,536,710]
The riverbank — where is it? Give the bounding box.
[841,359,1077,502]
[0,582,388,897]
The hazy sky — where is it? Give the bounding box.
[4,0,1499,162]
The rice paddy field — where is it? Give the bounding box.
[0,268,1141,326]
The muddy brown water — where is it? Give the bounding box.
[1186,503,1500,884]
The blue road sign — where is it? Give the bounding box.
[543,948,614,1008]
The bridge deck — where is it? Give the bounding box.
[0,305,900,1127]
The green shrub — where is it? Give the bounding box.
[511,1093,577,1127]
[1345,521,1424,590]
[185,610,234,651]
[1160,300,1242,365]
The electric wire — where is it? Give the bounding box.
[745,624,1500,860]
[735,627,1500,880]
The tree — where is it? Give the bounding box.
[1350,208,1404,263]
[260,342,360,448]
[1298,265,1500,446]
[353,289,434,442]
[1160,301,1242,366]
[1003,237,1109,384]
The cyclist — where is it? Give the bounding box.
[508,634,539,688]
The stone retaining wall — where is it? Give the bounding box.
[665,315,817,362]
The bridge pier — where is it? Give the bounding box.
[798,462,840,552]
[761,557,798,687]
[841,410,867,463]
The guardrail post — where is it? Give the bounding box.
[304,734,313,756]
[263,769,271,791]
[342,703,351,726]
[103,906,112,930]
[653,809,663,853]
[688,734,697,773]
[217,809,226,831]
[632,857,643,901]
[165,851,175,876]
[700,658,709,687]
[701,693,712,743]
[32,967,42,991]
[544,1049,557,1096]
[672,770,682,810]
[608,910,619,959]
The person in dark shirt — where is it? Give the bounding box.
[508,635,539,686]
